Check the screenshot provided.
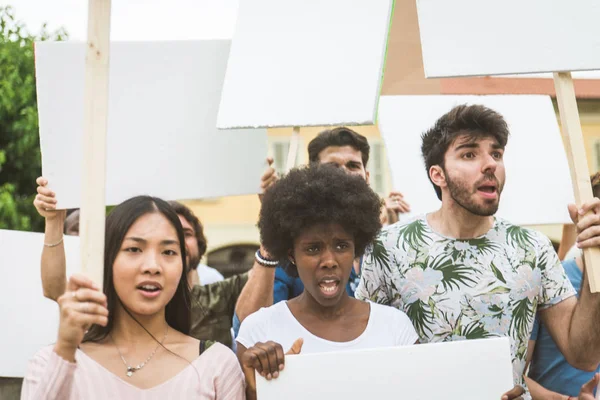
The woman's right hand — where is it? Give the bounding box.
[241,338,303,380]
[240,338,303,400]
[33,177,65,221]
[258,157,278,203]
[54,275,108,361]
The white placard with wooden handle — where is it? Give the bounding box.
[80,0,111,288]
[416,0,600,292]
[553,72,600,292]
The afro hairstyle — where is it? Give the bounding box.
[258,164,382,275]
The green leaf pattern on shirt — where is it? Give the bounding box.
[356,216,576,396]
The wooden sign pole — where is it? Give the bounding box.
[553,72,600,293]
[285,126,301,172]
[80,0,112,288]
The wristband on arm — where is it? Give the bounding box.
[254,249,278,268]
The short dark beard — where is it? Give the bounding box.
[445,170,501,217]
[187,254,200,272]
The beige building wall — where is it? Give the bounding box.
[580,101,600,173]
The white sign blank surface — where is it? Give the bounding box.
[416,0,600,77]
[0,230,80,378]
[378,95,574,225]
[217,0,393,129]
[35,41,267,209]
[5,0,239,41]
[256,338,513,399]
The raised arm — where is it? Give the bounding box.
[539,199,600,371]
[234,245,276,323]
[235,158,280,324]
[34,177,67,301]
[383,191,411,225]
[557,224,577,261]
[22,275,107,399]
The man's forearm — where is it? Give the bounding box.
[557,224,577,261]
[41,216,67,301]
[525,376,568,400]
[234,261,275,323]
[568,258,600,371]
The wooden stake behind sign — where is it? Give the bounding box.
[553,72,600,293]
[80,0,111,288]
[285,126,301,172]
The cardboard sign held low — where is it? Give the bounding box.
[256,337,513,400]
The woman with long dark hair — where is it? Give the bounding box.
[22,196,244,399]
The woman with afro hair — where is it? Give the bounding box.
[236,164,418,399]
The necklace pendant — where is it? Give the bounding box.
[126,367,134,377]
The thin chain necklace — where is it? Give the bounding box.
[110,325,169,378]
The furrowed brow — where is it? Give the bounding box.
[454,143,479,152]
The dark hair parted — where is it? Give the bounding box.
[258,164,382,275]
[168,200,208,265]
[421,104,510,200]
[83,196,191,343]
[308,127,371,168]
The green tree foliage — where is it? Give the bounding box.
[0,6,67,231]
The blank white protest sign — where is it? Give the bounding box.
[35,41,268,210]
[0,230,80,378]
[216,0,394,129]
[378,95,574,225]
[256,337,513,400]
[416,0,600,77]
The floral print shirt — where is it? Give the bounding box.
[355,215,575,395]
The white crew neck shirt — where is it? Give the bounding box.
[236,301,418,353]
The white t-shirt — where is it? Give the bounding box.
[196,263,224,285]
[236,301,418,354]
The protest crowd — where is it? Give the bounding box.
[21,120,600,400]
[4,2,600,400]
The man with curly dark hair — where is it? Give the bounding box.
[356,104,600,400]
[233,126,410,337]
[235,165,418,400]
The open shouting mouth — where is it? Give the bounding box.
[318,276,341,298]
[477,182,498,200]
[136,281,163,299]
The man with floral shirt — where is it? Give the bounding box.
[355,104,600,399]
